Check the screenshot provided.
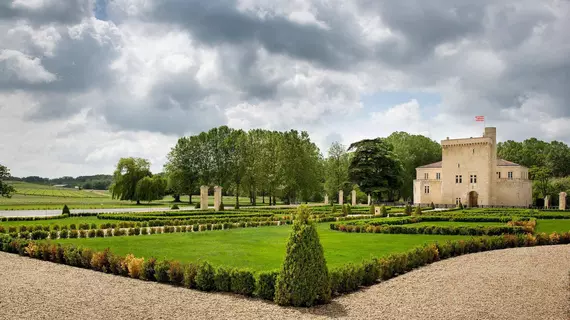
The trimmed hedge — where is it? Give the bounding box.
[1,231,569,305]
[330,223,527,236]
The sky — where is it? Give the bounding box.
[1,0,570,178]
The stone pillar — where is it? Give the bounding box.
[544,195,550,209]
[339,190,344,206]
[324,194,329,205]
[560,192,567,211]
[367,194,371,206]
[214,186,223,211]
[200,185,208,210]
[351,190,357,206]
[374,207,381,216]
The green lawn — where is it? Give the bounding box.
[536,220,570,233]
[54,223,470,271]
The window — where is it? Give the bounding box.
[436,173,441,180]
[424,173,429,180]
[455,198,461,205]
[470,175,477,183]
[497,172,501,179]
[458,163,460,168]
[455,175,462,183]
[508,172,513,180]
[424,186,430,194]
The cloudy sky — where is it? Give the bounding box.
[1,0,569,178]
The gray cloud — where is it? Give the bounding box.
[0,0,93,26]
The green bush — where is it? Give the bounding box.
[380,205,388,217]
[330,264,365,295]
[195,261,215,291]
[183,263,198,289]
[214,267,231,292]
[369,205,375,215]
[194,201,200,209]
[230,269,255,296]
[141,257,156,281]
[256,271,278,300]
[168,261,184,285]
[154,260,171,283]
[430,202,435,210]
[274,205,331,307]
[171,204,180,210]
[414,206,422,216]
[62,205,70,215]
[59,230,68,239]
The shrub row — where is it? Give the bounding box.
[0,214,69,222]
[330,223,527,236]
[0,234,278,301]
[329,231,570,296]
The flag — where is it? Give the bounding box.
[475,116,485,122]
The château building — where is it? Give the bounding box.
[413,127,532,207]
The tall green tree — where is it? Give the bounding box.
[323,142,351,203]
[227,129,248,208]
[348,138,403,201]
[385,132,441,201]
[0,164,16,198]
[530,166,552,199]
[135,176,167,203]
[164,136,200,203]
[110,157,152,204]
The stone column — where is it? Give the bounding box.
[214,186,223,211]
[367,194,371,206]
[324,194,329,205]
[351,190,357,206]
[339,190,344,206]
[200,185,209,210]
[560,192,567,210]
[544,195,550,209]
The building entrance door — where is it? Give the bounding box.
[468,191,479,207]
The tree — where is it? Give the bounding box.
[135,176,167,203]
[164,136,200,203]
[323,142,351,204]
[227,129,248,209]
[348,138,404,202]
[110,157,152,204]
[530,166,552,199]
[274,206,331,306]
[385,132,441,201]
[0,164,15,198]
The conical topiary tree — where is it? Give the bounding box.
[274,205,331,307]
[62,204,70,215]
[369,204,375,215]
[380,204,388,217]
[414,205,422,216]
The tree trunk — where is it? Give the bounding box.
[189,194,193,204]
[262,191,265,204]
[269,195,272,206]
[136,200,140,205]
[235,184,240,209]
[273,195,276,206]
[173,195,181,203]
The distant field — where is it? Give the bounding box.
[0,181,285,210]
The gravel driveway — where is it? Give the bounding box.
[1,245,568,320]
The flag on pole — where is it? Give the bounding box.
[475,116,485,122]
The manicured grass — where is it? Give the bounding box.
[536,220,570,233]
[54,223,470,271]
[0,217,122,228]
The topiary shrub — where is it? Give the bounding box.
[214,267,231,292]
[195,261,215,291]
[141,257,156,281]
[458,201,464,209]
[171,204,179,210]
[168,261,184,285]
[62,205,70,215]
[230,269,255,296]
[405,204,413,215]
[380,205,388,217]
[256,271,278,301]
[414,206,422,216]
[154,260,170,283]
[183,263,198,289]
[369,205,375,215]
[274,205,331,307]
[219,201,224,211]
[430,202,435,210]
[194,201,200,209]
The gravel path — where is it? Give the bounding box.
[1,245,569,320]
